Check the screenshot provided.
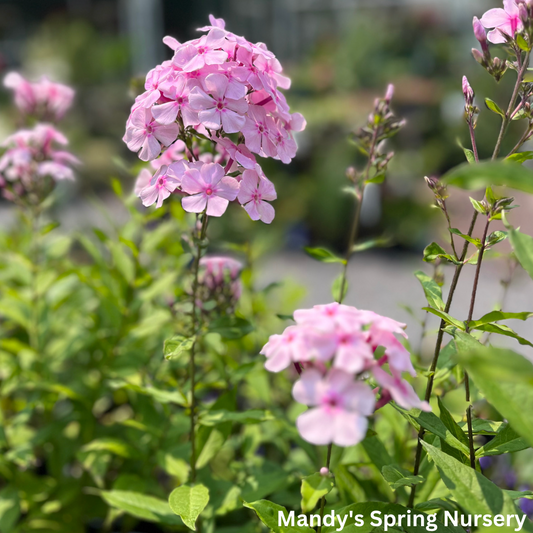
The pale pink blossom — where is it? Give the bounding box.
[138,162,184,208]
[241,105,277,157]
[294,303,366,333]
[480,0,523,44]
[173,29,227,72]
[152,77,198,127]
[124,107,179,161]
[134,168,154,195]
[3,72,74,121]
[189,73,248,133]
[293,369,375,446]
[332,329,374,374]
[261,326,313,372]
[237,169,277,223]
[372,367,431,412]
[181,162,239,216]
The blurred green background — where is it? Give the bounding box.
[0,0,521,253]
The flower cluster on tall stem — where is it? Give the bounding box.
[126,14,306,225]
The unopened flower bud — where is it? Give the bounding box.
[519,3,528,23]
[320,467,329,476]
[462,76,475,106]
[345,166,357,182]
[384,84,394,105]
[472,48,485,66]
[473,17,489,54]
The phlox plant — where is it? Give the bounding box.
[2,4,533,533]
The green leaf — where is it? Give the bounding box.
[421,442,533,532]
[507,225,533,281]
[393,406,470,457]
[423,242,460,265]
[81,438,140,459]
[168,484,209,531]
[455,331,533,383]
[437,397,469,447]
[422,307,465,330]
[198,409,272,426]
[506,151,533,163]
[111,243,135,284]
[100,490,182,525]
[331,274,348,302]
[476,423,530,457]
[164,335,196,360]
[0,487,20,533]
[414,271,445,311]
[243,500,314,533]
[449,228,482,248]
[304,246,346,264]
[485,98,505,117]
[207,316,253,339]
[470,197,488,215]
[456,332,533,447]
[486,230,507,247]
[442,161,533,194]
[300,472,334,513]
[517,33,531,51]
[472,322,533,348]
[468,310,533,328]
[381,465,424,490]
[352,236,392,252]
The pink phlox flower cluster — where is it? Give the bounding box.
[0,124,80,186]
[260,302,430,446]
[125,14,306,223]
[479,0,523,44]
[3,72,74,122]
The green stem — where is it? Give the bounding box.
[317,443,333,533]
[29,206,41,354]
[189,212,209,484]
[463,216,491,469]
[492,51,530,160]
[407,210,478,507]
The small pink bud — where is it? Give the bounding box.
[473,17,488,49]
[472,48,485,65]
[320,467,329,476]
[519,3,528,22]
[384,84,394,104]
[462,76,474,105]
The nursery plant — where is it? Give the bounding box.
[2,3,533,533]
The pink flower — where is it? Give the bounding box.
[294,303,366,333]
[152,77,198,127]
[139,163,184,208]
[4,72,36,115]
[38,161,75,181]
[3,73,74,121]
[261,326,314,372]
[332,329,374,374]
[293,369,375,446]
[189,73,248,133]
[241,105,277,157]
[134,168,154,195]
[480,0,523,44]
[372,367,431,412]
[124,107,179,161]
[181,162,239,216]
[150,140,186,170]
[173,29,227,72]
[199,256,242,287]
[237,169,277,224]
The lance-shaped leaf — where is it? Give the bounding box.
[421,442,533,533]
[423,307,465,330]
[381,465,425,490]
[164,335,195,360]
[304,246,346,264]
[442,160,533,194]
[476,423,530,457]
[508,224,533,281]
[243,500,314,533]
[414,271,445,311]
